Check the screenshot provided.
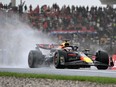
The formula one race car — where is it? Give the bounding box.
[28,41,113,70]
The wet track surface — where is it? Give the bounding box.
[0,67,116,78]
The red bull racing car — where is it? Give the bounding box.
[28,41,113,69]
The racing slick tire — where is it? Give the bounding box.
[95,51,109,70]
[28,50,44,68]
[53,50,67,69]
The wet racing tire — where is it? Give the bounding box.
[95,51,109,70]
[53,50,66,69]
[28,50,44,68]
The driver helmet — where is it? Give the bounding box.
[60,40,70,48]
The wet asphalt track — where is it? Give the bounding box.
[0,67,116,78]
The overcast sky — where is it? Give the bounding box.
[0,0,107,8]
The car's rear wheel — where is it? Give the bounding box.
[95,51,109,70]
[28,50,44,68]
[53,50,66,69]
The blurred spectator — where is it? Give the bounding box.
[8,2,12,8]
[29,5,32,12]
[24,5,27,12]
[0,2,3,9]
[18,1,25,14]
[33,5,39,14]
[3,4,8,9]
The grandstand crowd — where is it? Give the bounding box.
[0,2,116,54]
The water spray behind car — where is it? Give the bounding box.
[0,11,55,68]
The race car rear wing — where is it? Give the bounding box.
[36,44,59,50]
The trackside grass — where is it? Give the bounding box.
[0,72,116,84]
